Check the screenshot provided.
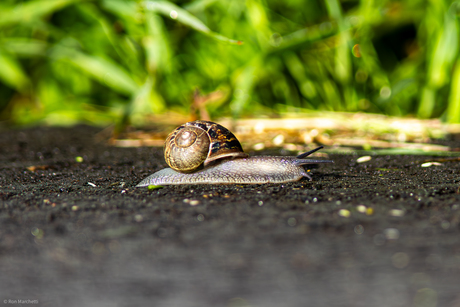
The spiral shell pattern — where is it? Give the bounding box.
[164,120,248,173]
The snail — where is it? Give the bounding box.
[136,120,333,186]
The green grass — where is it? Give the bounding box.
[0,0,459,126]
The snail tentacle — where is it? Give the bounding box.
[296,145,324,159]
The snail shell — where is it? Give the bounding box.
[164,120,248,172]
[137,120,333,186]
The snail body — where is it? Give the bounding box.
[136,120,332,186]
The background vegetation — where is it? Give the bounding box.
[0,0,459,127]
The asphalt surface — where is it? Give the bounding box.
[1,125,460,307]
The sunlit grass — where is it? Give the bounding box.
[0,0,459,126]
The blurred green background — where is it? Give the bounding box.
[0,0,459,127]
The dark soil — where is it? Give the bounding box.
[1,125,460,307]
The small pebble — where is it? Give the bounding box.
[272,134,285,146]
[338,209,350,218]
[441,220,450,229]
[389,209,405,217]
[421,162,442,167]
[287,217,297,226]
[253,143,265,151]
[283,143,298,151]
[254,122,265,134]
[31,227,44,239]
[384,228,400,240]
[189,200,200,206]
[134,214,143,222]
[357,156,372,163]
[356,205,367,213]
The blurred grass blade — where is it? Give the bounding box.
[419,3,459,118]
[2,39,47,57]
[418,87,435,119]
[0,49,30,92]
[447,59,460,123]
[427,11,458,88]
[246,0,271,48]
[325,0,353,111]
[0,0,77,27]
[325,0,351,83]
[143,1,208,32]
[102,0,138,21]
[144,12,172,73]
[267,25,336,55]
[51,46,139,95]
[183,0,221,13]
[283,52,317,100]
[77,3,144,79]
[128,76,162,120]
[231,57,262,117]
[142,1,243,44]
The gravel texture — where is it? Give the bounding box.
[1,125,460,307]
